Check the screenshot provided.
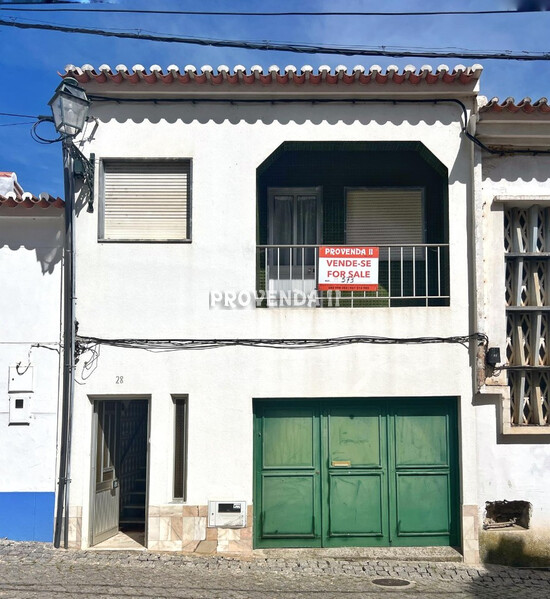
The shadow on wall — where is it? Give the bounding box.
[92,100,462,128]
[74,179,91,218]
[35,243,62,275]
[483,153,550,183]
[0,218,63,275]
[480,530,550,567]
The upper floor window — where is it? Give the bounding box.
[256,141,449,307]
[100,159,191,242]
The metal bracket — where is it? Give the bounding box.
[69,143,95,212]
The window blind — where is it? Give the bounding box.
[346,188,424,246]
[102,160,190,241]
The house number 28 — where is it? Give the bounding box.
[116,376,124,384]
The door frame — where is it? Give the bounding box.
[253,397,460,549]
[88,395,151,547]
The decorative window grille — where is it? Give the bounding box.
[505,206,550,425]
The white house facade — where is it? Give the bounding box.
[0,173,64,541]
[42,63,550,565]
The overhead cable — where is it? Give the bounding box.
[76,333,488,355]
[1,8,549,17]
[1,18,549,61]
[0,111,40,118]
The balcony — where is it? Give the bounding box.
[256,244,449,308]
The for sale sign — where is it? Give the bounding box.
[318,246,379,291]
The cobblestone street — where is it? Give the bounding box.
[1,540,550,598]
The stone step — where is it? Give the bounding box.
[251,546,463,562]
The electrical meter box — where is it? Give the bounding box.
[8,366,33,393]
[207,500,247,528]
[9,394,31,424]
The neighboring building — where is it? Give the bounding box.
[475,97,550,564]
[38,63,550,564]
[0,172,64,541]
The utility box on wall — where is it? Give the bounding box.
[7,365,34,424]
[8,366,34,393]
[9,394,31,424]
[208,501,247,528]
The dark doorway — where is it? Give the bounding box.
[91,399,149,546]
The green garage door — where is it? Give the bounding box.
[253,398,459,548]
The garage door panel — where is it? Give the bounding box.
[261,474,317,537]
[394,413,448,467]
[328,408,383,467]
[395,472,450,536]
[263,408,315,469]
[328,473,385,536]
[254,398,459,549]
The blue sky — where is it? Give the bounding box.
[0,0,549,197]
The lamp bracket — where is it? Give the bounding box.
[67,142,95,212]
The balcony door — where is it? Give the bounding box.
[267,187,322,300]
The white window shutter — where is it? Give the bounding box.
[346,188,424,246]
[103,160,190,240]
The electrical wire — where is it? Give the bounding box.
[0,111,39,118]
[76,333,488,355]
[1,7,549,17]
[0,121,36,127]
[30,117,64,144]
[1,18,549,61]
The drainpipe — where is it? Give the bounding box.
[53,140,76,549]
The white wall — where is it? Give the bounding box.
[0,215,63,492]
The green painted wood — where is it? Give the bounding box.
[328,474,385,537]
[261,475,316,538]
[323,404,389,547]
[254,402,321,547]
[389,399,459,547]
[263,408,314,469]
[253,398,459,549]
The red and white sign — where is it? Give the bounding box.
[318,246,379,291]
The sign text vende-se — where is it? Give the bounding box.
[318,246,379,291]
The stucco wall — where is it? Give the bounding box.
[0,214,63,540]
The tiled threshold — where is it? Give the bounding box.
[91,531,146,551]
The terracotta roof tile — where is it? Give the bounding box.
[0,192,64,210]
[480,97,550,114]
[63,63,484,87]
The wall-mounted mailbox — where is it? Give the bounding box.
[8,366,34,393]
[207,500,247,528]
[9,394,31,425]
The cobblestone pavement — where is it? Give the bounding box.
[1,540,550,598]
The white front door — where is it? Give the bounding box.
[91,401,120,545]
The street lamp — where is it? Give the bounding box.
[48,77,90,138]
[48,77,90,550]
